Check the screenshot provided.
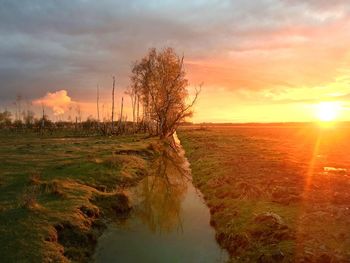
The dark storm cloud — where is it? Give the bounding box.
[0,0,350,107]
[0,0,213,104]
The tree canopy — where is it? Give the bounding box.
[130,47,200,138]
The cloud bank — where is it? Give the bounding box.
[33,90,72,116]
[0,0,350,121]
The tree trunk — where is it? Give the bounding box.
[97,84,100,123]
[41,105,45,132]
[119,96,124,130]
[111,76,115,131]
[136,95,140,124]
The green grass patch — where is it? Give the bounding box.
[0,132,157,262]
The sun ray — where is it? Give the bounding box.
[295,129,322,258]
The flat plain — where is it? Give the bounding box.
[179,124,350,262]
[1,124,350,262]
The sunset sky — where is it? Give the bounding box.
[0,0,350,122]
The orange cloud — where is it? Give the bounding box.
[33,90,72,116]
[186,16,350,94]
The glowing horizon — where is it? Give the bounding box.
[1,1,350,123]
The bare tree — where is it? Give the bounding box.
[126,84,140,132]
[102,104,105,122]
[24,110,35,127]
[136,94,140,124]
[97,84,100,122]
[111,76,116,130]
[125,86,135,123]
[68,106,73,122]
[13,95,23,121]
[23,99,34,128]
[131,47,200,138]
[119,96,124,125]
[16,95,22,122]
[75,104,82,123]
[41,103,45,130]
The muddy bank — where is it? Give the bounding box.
[0,134,164,262]
[22,138,157,262]
[51,191,133,262]
[46,152,155,262]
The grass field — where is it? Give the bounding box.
[178,124,350,262]
[2,125,350,262]
[0,132,157,262]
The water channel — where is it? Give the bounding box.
[93,134,228,262]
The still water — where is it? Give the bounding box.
[93,134,228,263]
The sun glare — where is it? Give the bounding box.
[315,102,341,122]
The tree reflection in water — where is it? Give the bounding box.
[132,142,191,234]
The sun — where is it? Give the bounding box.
[315,102,341,122]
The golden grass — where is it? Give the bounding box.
[179,124,350,262]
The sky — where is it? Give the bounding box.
[0,0,350,123]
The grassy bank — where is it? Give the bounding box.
[0,132,157,262]
[178,126,350,262]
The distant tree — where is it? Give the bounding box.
[119,97,124,126]
[96,84,100,123]
[75,104,82,123]
[83,115,98,131]
[131,47,200,138]
[36,115,53,130]
[126,85,137,125]
[13,119,23,130]
[12,94,23,121]
[111,76,116,130]
[0,110,12,128]
[23,110,35,127]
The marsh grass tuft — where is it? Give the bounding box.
[250,212,292,243]
[80,205,100,219]
[45,226,59,243]
[104,153,120,169]
[54,222,98,262]
[19,185,41,210]
[93,191,132,220]
[235,181,264,199]
[29,172,41,185]
[40,180,66,198]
